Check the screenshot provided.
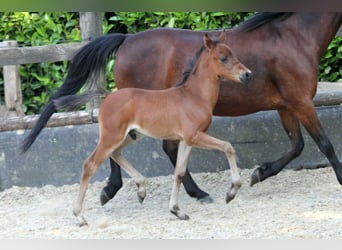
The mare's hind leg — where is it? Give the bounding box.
[251,109,304,185]
[100,158,123,206]
[163,140,213,203]
[111,143,147,204]
[169,141,192,220]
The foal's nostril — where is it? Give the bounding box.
[240,71,252,83]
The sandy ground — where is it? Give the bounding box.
[0,167,342,239]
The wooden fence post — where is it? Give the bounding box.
[79,12,104,110]
[1,40,24,117]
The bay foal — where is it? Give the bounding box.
[57,33,251,225]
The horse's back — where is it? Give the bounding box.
[114,28,223,90]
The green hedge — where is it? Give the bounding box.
[0,12,341,114]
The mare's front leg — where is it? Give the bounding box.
[163,140,213,203]
[251,109,304,185]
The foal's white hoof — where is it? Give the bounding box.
[73,209,89,227]
[75,214,89,227]
[170,206,190,220]
[225,181,242,204]
[137,188,146,204]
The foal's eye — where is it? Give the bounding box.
[219,55,228,63]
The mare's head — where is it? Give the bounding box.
[203,32,252,84]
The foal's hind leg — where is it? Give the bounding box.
[163,140,213,203]
[251,109,304,185]
[74,145,113,226]
[100,131,145,205]
[111,150,147,204]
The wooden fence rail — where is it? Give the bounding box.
[0,12,102,118]
[0,42,85,66]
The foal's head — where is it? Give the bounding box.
[202,32,252,84]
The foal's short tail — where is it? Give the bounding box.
[20,33,128,153]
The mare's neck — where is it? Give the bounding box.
[286,13,341,59]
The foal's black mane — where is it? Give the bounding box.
[237,12,293,32]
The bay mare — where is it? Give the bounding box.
[55,33,251,225]
[20,13,342,205]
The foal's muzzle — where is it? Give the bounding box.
[239,70,253,84]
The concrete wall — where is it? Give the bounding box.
[0,105,341,190]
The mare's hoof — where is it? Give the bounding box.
[100,188,113,206]
[250,168,261,186]
[197,195,214,204]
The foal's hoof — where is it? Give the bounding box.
[197,195,214,204]
[137,189,146,204]
[225,193,236,204]
[171,210,190,220]
[170,205,190,220]
[73,211,89,227]
[250,168,261,186]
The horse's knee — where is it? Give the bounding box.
[174,169,187,181]
[223,142,236,157]
[83,160,97,178]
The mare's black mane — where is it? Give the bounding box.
[237,12,293,32]
[176,13,293,86]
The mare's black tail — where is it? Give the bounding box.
[20,33,128,153]
[53,91,106,112]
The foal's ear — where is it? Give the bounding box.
[219,30,226,43]
[204,34,215,49]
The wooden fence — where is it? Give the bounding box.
[0,12,103,118]
[0,14,342,131]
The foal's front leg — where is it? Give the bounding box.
[191,132,242,203]
[169,141,192,220]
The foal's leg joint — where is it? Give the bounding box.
[73,209,89,227]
